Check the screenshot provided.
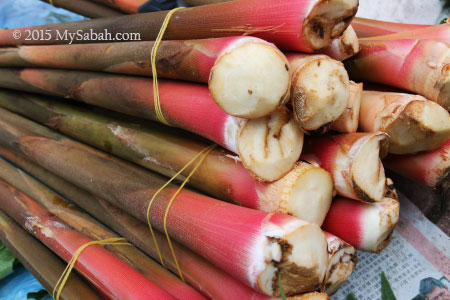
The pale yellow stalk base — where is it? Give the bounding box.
[304,0,359,50]
[289,55,349,132]
[351,133,388,202]
[360,91,450,154]
[259,162,334,226]
[210,39,291,118]
[238,108,304,181]
[257,222,328,296]
[323,235,357,295]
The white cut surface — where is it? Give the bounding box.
[209,43,290,118]
[387,100,450,154]
[361,198,400,252]
[257,222,328,296]
[238,109,303,181]
[293,57,349,130]
[286,166,333,226]
[259,162,333,225]
[305,0,359,50]
[352,134,387,202]
[325,246,356,294]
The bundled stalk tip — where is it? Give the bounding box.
[209,37,291,118]
[0,69,303,181]
[360,91,450,154]
[238,107,304,181]
[0,110,328,297]
[302,132,389,203]
[0,89,329,224]
[0,37,291,119]
[287,54,350,132]
[322,196,400,253]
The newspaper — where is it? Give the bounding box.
[333,193,450,299]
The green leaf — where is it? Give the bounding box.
[0,242,16,280]
[441,17,449,24]
[278,272,287,300]
[381,271,397,300]
[346,293,358,300]
[27,290,50,300]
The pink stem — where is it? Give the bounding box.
[345,38,450,110]
[322,196,399,253]
[360,23,450,45]
[351,17,430,38]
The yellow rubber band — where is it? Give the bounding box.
[146,144,216,281]
[151,7,185,126]
[52,237,130,300]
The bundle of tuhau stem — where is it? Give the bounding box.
[323,195,400,253]
[0,210,101,300]
[0,37,291,118]
[0,0,359,52]
[0,157,207,300]
[359,91,450,154]
[40,0,124,18]
[286,54,350,132]
[323,232,357,295]
[351,17,429,38]
[384,139,450,195]
[0,90,332,225]
[320,25,359,61]
[0,146,330,300]
[0,108,328,297]
[0,180,176,300]
[331,81,362,133]
[0,69,303,182]
[345,39,450,111]
[301,132,389,203]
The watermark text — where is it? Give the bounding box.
[13,29,141,44]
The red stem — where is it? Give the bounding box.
[0,180,176,300]
[0,0,357,52]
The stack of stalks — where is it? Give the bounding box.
[0,1,448,299]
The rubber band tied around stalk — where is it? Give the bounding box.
[146,144,217,281]
[53,238,131,300]
[151,7,185,126]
